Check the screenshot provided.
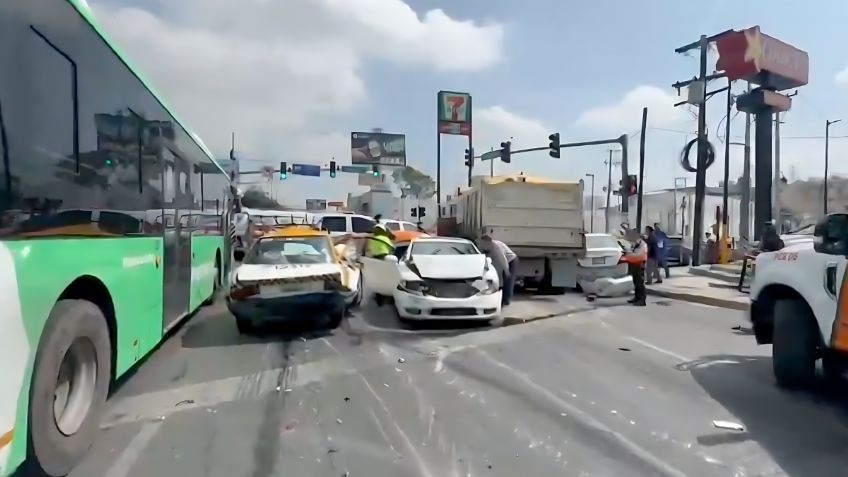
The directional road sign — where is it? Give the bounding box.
[480,150,500,161]
[340,165,369,174]
[290,163,321,177]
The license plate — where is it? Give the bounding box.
[592,257,605,265]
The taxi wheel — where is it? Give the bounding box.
[235,314,256,334]
[326,310,344,329]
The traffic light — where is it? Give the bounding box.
[464,148,474,168]
[371,164,379,177]
[499,141,511,164]
[626,174,638,196]
[329,160,336,178]
[417,206,426,218]
[548,133,560,159]
[280,161,287,180]
[410,207,418,218]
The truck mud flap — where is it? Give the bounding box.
[550,258,577,288]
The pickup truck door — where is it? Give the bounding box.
[825,257,848,352]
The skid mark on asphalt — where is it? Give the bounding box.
[103,422,163,477]
[475,349,689,477]
[321,338,436,477]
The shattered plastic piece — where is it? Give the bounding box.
[560,413,568,417]
[284,388,293,393]
[174,399,195,407]
[158,415,166,421]
[398,357,406,363]
[383,383,390,388]
[300,337,307,342]
[712,420,744,431]
[394,367,402,372]
[610,410,618,414]
[276,386,282,392]
[336,418,343,424]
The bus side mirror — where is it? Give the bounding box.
[814,214,848,256]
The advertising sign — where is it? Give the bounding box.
[715,26,809,90]
[290,163,321,177]
[340,165,369,174]
[305,199,327,211]
[437,91,472,136]
[350,132,406,166]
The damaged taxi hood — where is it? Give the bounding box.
[410,254,487,279]
[236,263,342,283]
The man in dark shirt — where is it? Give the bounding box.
[645,226,662,284]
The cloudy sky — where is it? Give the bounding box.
[87,0,848,206]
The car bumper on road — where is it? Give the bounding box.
[227,292,345,322]
[393,290,502,320]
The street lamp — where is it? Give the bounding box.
[585,173,595,232]
[825,119,841,215]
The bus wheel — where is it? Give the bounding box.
[29,300,112,477]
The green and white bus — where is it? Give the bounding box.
[0,1,232,475]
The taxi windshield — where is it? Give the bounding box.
[244,236,333,265]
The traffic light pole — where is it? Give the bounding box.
[489,135,631,214]
[636,107,648,231]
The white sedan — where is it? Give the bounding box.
[360,237,502,322]
[577,233,630,296]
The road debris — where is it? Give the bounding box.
[398,357,406,363]
[618,347,631,352]
[174,399,195,407]
[712,420,745,432]
[344,396,351,402]
[284,388,293,393]
[336,418,343,425]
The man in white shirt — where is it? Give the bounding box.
[479,235,518,305]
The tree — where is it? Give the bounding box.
[391,166,435,198]
[241,188,284,209]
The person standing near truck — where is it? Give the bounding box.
[622,228,648,306]
[479,235,518,306]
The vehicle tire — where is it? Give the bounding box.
[326,309,344,329]
[822,351,847,385]
[203,257,222,306]
[772,299,819,388]
[28,299,112,477]
[235,314,256,334]
[374,294,385,307]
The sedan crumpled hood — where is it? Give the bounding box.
[409,254,487,279]
[235,263,342,283]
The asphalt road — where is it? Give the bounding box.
[68,293,848,477]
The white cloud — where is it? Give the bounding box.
[474,105,550,151]
[575,85,686,132]
[836,66,848,85]
[90,0,505,158]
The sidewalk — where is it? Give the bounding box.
[645,274,749,310]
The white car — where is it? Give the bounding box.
[577,233,629,295]
[361,236,502,322]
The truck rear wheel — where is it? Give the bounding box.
[28,300,112,477]
[772,299,818,388]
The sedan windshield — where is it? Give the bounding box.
[411,240,478,255]
[244,236,333,265]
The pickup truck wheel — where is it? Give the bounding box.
[235,314,256,334]
[325,309,344,329]
[772,299,818,388]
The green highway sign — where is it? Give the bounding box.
[480,150,500,161]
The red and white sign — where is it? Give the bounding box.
[715,26,809,91]
[437,91,472,137]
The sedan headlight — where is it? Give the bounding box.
[398,280,426,295]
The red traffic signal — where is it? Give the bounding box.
[626,174,638,196]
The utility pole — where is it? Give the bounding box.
[739,82,751,242]
[604,150,614,233]
[721,79,732,259]
[586,173,595,232]
[636,107,648,231]
[774,113,781,230]
[672,30,731,266]
[825,119,841,215]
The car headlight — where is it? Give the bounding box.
[398,280,426,295]
[482,279,498,295]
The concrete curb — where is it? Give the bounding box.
[646,288,748,310]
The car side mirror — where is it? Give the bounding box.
[814,213,848,256]
[384,255,399,264]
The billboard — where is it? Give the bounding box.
[351,132,406,166]
[437,91,471,136]
[305,199,327,211]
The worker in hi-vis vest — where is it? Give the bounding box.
[621,228,648,306]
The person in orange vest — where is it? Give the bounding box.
[621,228,648,306]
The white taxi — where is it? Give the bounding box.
[226,225,361,333]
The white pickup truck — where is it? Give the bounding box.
[749,213,848,387]
[454,175,585,293]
